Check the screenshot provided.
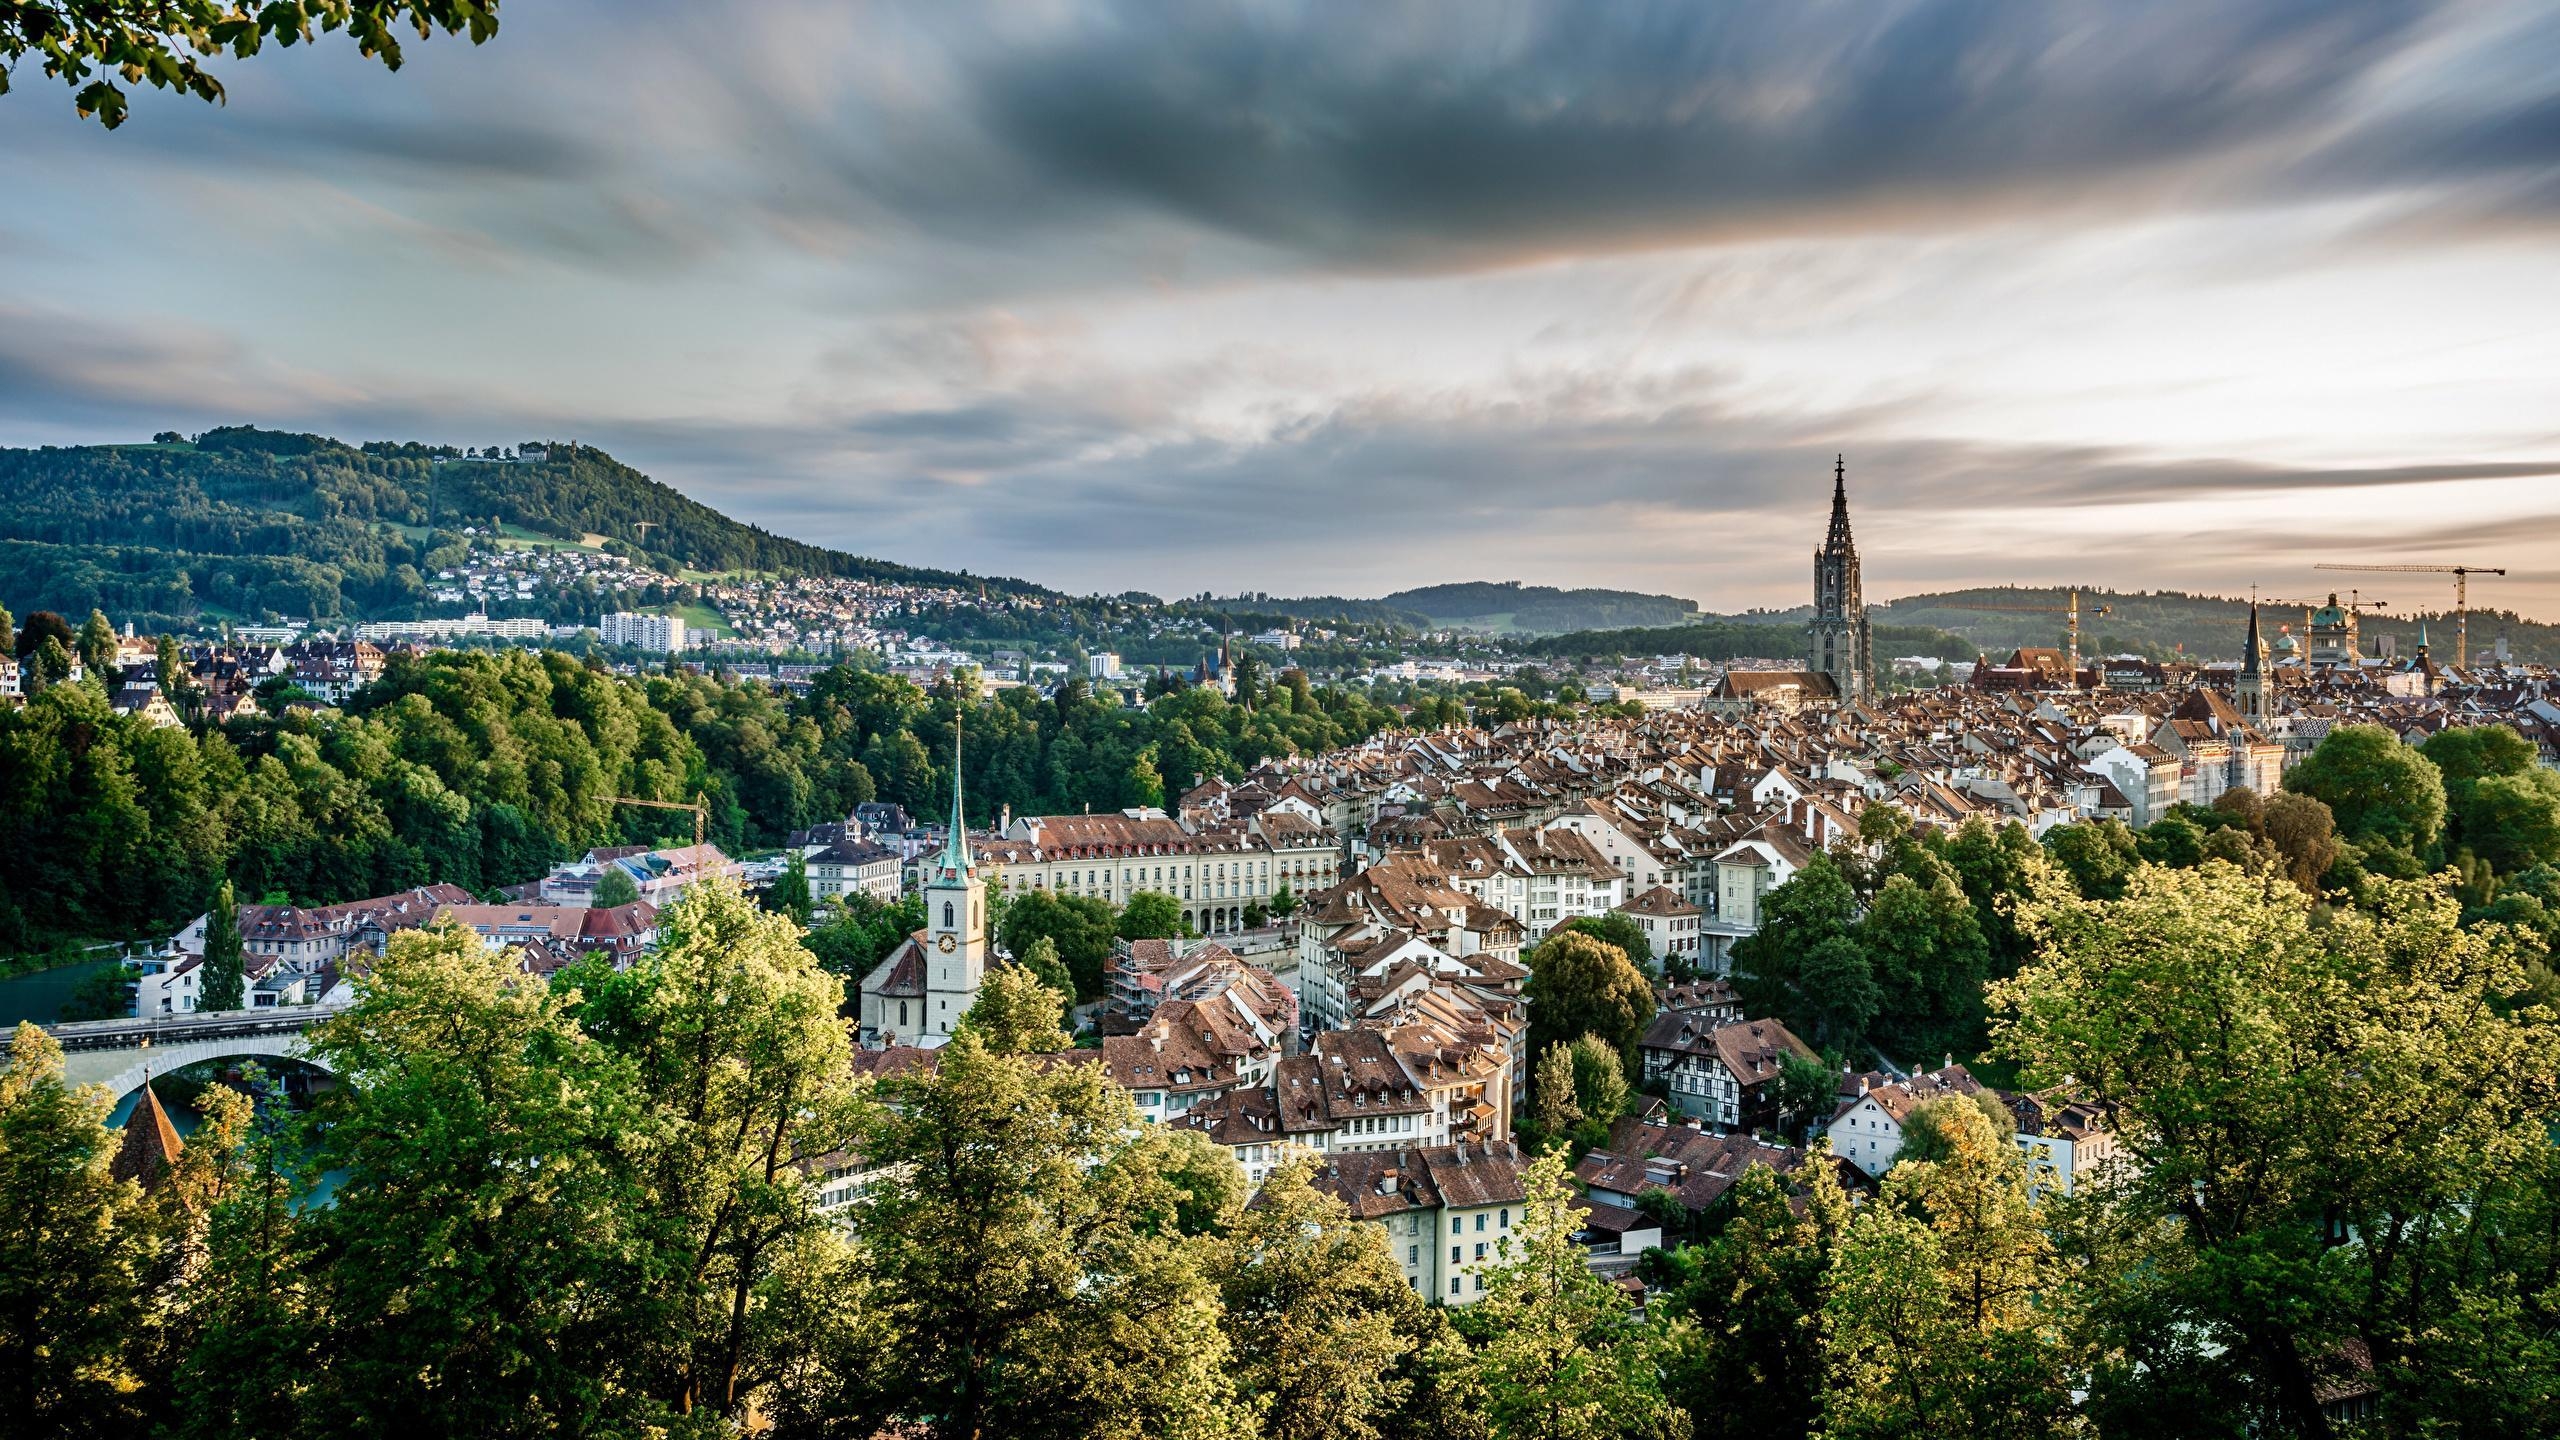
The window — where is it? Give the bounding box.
[1450,1278,1461,1296]
[942,901,954,927]
[1499,1208,1509,1228]
[1450,1246,1461,1264]
[1408,1245,1419,1265]
[1474,1242,1486,1260]
[1473,1273,1484,1293]
[1451,1218,1462,1236]
[898,1001,908,1027]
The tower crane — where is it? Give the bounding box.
[1939,590,2112,682]
[2314,563,2506,668]
[612,793,707,849]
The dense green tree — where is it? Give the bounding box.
[1895,1091,2015,1166]
[1207,1153,1427,1440]
[1551,912,1652,972]
[556,881,859,1423]
[592,863,640,909]
[292,918,661,1437]
[771,849,814,925]
[155,633,191,714]
[1565,1034,1630,1134]
[1528,1043,1583,1149]
[1009,935,1076,1014]
[1734,853,1863,1047]
[999,888,1119,1001]
[1117,889,1186,942]
[1859,868,1989,1061]
[2283,722,2446,857]
[56,962,135,1021]
[1818,1099,2077,1440]
[956,961,1074,1056]
[2418,724,2539,801]
[847,1029,1246,1439]
[1999,861,2560,1437]
[75,607,115,679]
[1455,1148,1683,1440]
[2259,792,2341,895]
[2456,768,2560,875]
[198,880,244,1012]
[2045,819,2138,900]
[1269,881,1298,918]
[1932,818,2043,980]
[1525,929,1654,1066]
[1658,1160,1851,1440]
[0,1024,149,1435]
[1773,1053,1840,1139]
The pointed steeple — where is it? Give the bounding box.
[111,1080,184,1191]
[2240,604,2264,677]
[936,715,972,879]
[1825,455,1856,553]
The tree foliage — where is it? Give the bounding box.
[1,0,499,130]
[2284,722,2446,858]
[1998,860,2560,1437]
[1524,929,1653,1066]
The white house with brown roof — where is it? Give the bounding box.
[1615,886,1702,967]
[1299,1140,1532,1304]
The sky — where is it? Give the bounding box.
[7,0,2560,616]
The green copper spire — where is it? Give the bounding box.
[937,714,972,878]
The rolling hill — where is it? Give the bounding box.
[1200,580,1704,636]
[1875,586,2560,666]
[0,427,1048,629]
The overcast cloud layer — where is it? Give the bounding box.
[6,0,2560,615]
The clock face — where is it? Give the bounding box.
[937,933,957,954]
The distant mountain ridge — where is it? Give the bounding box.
[1206,580,1703,636]
[0,427,1049,628]
[1874,586,2560,665]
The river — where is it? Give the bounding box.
[0,958,118,1028]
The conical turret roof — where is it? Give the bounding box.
[111,1081,184,1192]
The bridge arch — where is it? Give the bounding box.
[29,1012,338,1101]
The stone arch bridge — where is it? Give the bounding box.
[7,1009,337,1100]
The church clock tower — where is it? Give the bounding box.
[921,719,985,1038]
[1807,456,1873,703]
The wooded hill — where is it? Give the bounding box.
[1200,579,1704,635]
[1875,586,2560,665]
[0,427,1048,629]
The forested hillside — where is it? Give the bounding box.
[1878,586,2560,664]
[1202,580,1705,635]
[1518,617,1977,666]
[0,428,1044,628]
[0,651,1398,953]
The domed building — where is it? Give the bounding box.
[2306,593,2359,667]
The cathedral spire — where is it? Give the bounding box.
[1826,454,1855,552]
[936,715,971,878]
[2241,603,2264,677]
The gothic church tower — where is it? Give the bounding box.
[1807,457,1873,703]
[920,719,986,1038]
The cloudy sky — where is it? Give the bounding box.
[7,0,2560,614]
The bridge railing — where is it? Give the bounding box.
[5,1006,338,1054]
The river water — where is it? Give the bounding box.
[0,958,118,1027]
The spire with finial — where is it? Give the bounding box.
[1825,454,1855,553]
[2240,603,2264,677]
[936,714,972,879]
